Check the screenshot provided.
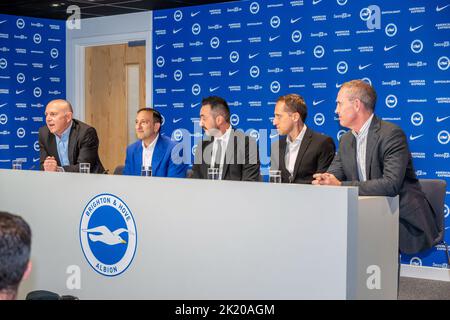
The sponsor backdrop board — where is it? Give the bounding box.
[152,0,450,268]
[0,14,66,170]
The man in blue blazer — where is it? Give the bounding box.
[123,108,187,178]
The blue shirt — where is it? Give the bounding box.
[55,122,72,166]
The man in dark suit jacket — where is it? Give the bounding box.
[271,94,335,184]
[39,99,105,173]
[192,96,260,181]
[313,80,439,254]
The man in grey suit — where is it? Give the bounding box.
[312,80,439,254]
[192,96,260,181]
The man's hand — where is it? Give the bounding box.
[43,156,58,172]
[312,173,342,186]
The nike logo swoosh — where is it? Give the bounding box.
[269,35,280,42]
[173,118,182,123]
[33,157,40,162]
[32,77,42,81]
[436,4,450,12]
[336,83,343,88]
[191,11,200,17]
[249,53,259,59]
[0,20,6,24]
[229,70,239,76]
[313,100,325,106]
[0,103,7,108]
[270,133,279,139]
[290,17,302,24]
[436,116,450,122]
[384,45,397,52]
[16,90,25,94]
[50,64,58,69]
[358,63,372,70]
[313,0,322,4]
[409,134,424,141]
[409,25,423,32]
[155,44,165,50]
[191,103,200,108]
[173,28,183,34]
[209,86,220,92]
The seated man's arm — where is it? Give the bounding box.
[242,136,261,181]
[342,127,409,197]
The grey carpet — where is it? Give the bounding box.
[398,276,450,300]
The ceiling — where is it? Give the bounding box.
[0,0,238,20]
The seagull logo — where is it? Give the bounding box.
[358,63,372,70]
[436,4,450,12]
[83,226,131,245]
[436,116,450,123]
[384,45,397,52]
[409,134,424,141]
[409,25,423,32]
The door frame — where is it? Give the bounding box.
[66,13,153,121]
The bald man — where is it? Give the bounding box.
[38,99,105,173]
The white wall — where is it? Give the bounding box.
[66,11,152,121]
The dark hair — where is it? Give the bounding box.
[341,80,377,112]
[201,96,230,123]
[137,108,162,125]
[277,94,307,122]
[0,211,31,295]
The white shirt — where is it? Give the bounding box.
[210,126,232,180]
[142,134,159,168]
[285,124,307,175]
[351,114,374,182]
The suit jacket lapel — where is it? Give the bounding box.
[349,135,359,181]
[202,138,214,178]
[221,129,235,180]
[67,121,78,165]
[151,137,164,174]
[47,133,61,165]
[365,116,381,180]
[292,128,312,179]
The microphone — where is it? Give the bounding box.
[288,174,294,184]
[26,290,79,300]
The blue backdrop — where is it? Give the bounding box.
[0,14,66,170]
[152,0,450,268]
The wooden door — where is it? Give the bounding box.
[85,43,146,173]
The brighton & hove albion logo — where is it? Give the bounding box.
[80,194,137,277]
